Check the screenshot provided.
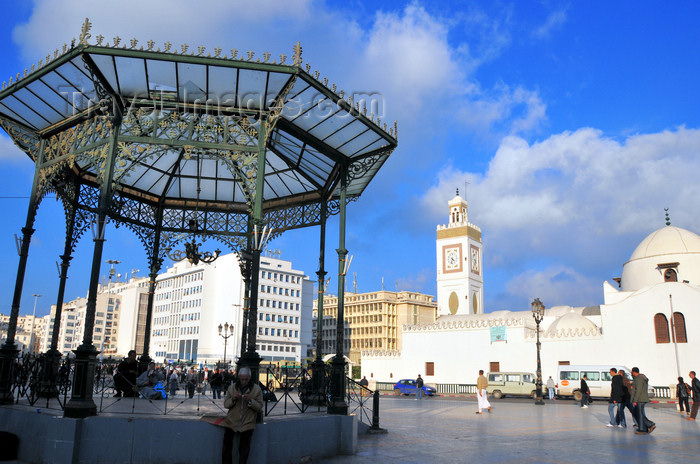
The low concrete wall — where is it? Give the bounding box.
[0,407,357,464]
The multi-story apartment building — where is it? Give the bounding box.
[150,252,313,365]
[0,314,44,354]
[313,290,437,364]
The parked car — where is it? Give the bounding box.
[393,379,436,396]
[486,372,545,399]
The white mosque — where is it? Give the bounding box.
[361,194,699,389]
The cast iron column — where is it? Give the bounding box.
[237,116,267,392]
[139,226,162,374]
[310,200,328,405]
[0,138,45,405]
[65,114,121,418]
[40,188,79,398]
[329,165,349,415]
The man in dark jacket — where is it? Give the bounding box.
[688,371,700,420]
[580,375,590,408]
[607,368,624,427]
[114,350,138,397]
[631,367,655,434]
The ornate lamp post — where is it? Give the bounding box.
[218,323,234,369]
[531,298,545,405]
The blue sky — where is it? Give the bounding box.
[1,1,699,317]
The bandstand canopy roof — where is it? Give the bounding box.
[0,27,397,217]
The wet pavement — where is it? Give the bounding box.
[320,396,700,463]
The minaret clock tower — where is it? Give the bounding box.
[436,189,484,316]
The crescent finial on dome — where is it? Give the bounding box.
[665,207,671,226]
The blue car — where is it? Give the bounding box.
[393,379,436,396]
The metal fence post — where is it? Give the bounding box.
[368,390,387,434]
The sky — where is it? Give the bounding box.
[1,1,699,318]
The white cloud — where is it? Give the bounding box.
[0,135,27,162]
[10,1,545,137]
[421,126,700,307]
[506,265,600,308]
[532,9,567,39]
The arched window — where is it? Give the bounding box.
[664,269,678,282]
[654,313,670,343]
[672,312,688,343]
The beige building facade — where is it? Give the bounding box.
[313,290,437,364]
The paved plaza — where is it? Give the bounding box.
[322,396,700,463]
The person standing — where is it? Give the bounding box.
[222,367,263,464]
[210,369,223,400]
[359,376,369,397]
[546,376,556,400]
[676,376,690,416]
[476,370,492,414]
[169,369,180,397]
[186,367,197,398]
[607,368,624,427]
[580,375,590,408]
[415,375,424,400]
[631,367,655,434]
[688,371,700,421]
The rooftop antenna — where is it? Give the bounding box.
[353,272,358,293]
[381,277,385,291]
[665,208,671,226]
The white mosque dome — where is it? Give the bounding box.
[544,311,598,338]
[621,226,700,292]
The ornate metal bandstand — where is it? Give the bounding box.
[0,20,397,418]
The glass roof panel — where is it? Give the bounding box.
[265,72,292,106]
[336,130,378,156]
[1,97,48,128]
[13,87,62,123]
[352,138,389,157]
[199,178,216,201]
[216,179,234,202]
[24,80,72,118]
[177,62,207,104]
[307,110,353,141]
[0,101,39,129]
[58,58,96,98]
[145,59,178,98]
[284,86,320,122]
[88,54,119,94]
[207,66,238,106]
[114,56,147,97]
[237,69,268,110]
[129,166,164,193]
[322,119,366,147]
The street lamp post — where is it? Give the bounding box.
[29,294,41,355]
[531,298,545,406]
[218,323,234,369]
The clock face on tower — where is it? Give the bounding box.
[443,245,462,273]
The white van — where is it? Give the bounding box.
[556,365,631,401]
[486,372,543,399]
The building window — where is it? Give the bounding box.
[664,268,678,282]
[425,362,434,376]
[672,312,687,343]
[490,362,500,372]
[654,313,670,343]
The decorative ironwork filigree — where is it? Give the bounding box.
[0,118,39,160]
[347,149,393,183]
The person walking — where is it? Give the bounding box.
[476,370,492,414]
[676,376,690,416]
[222,367,263,464]
[631,367,656,434]
[688,370,700,421]
[617,370,636,428]
[359,376,369,397]
[607,368,624,428]
[415,375,424,400]
[580,375,590,408]
[546,376,556,400]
